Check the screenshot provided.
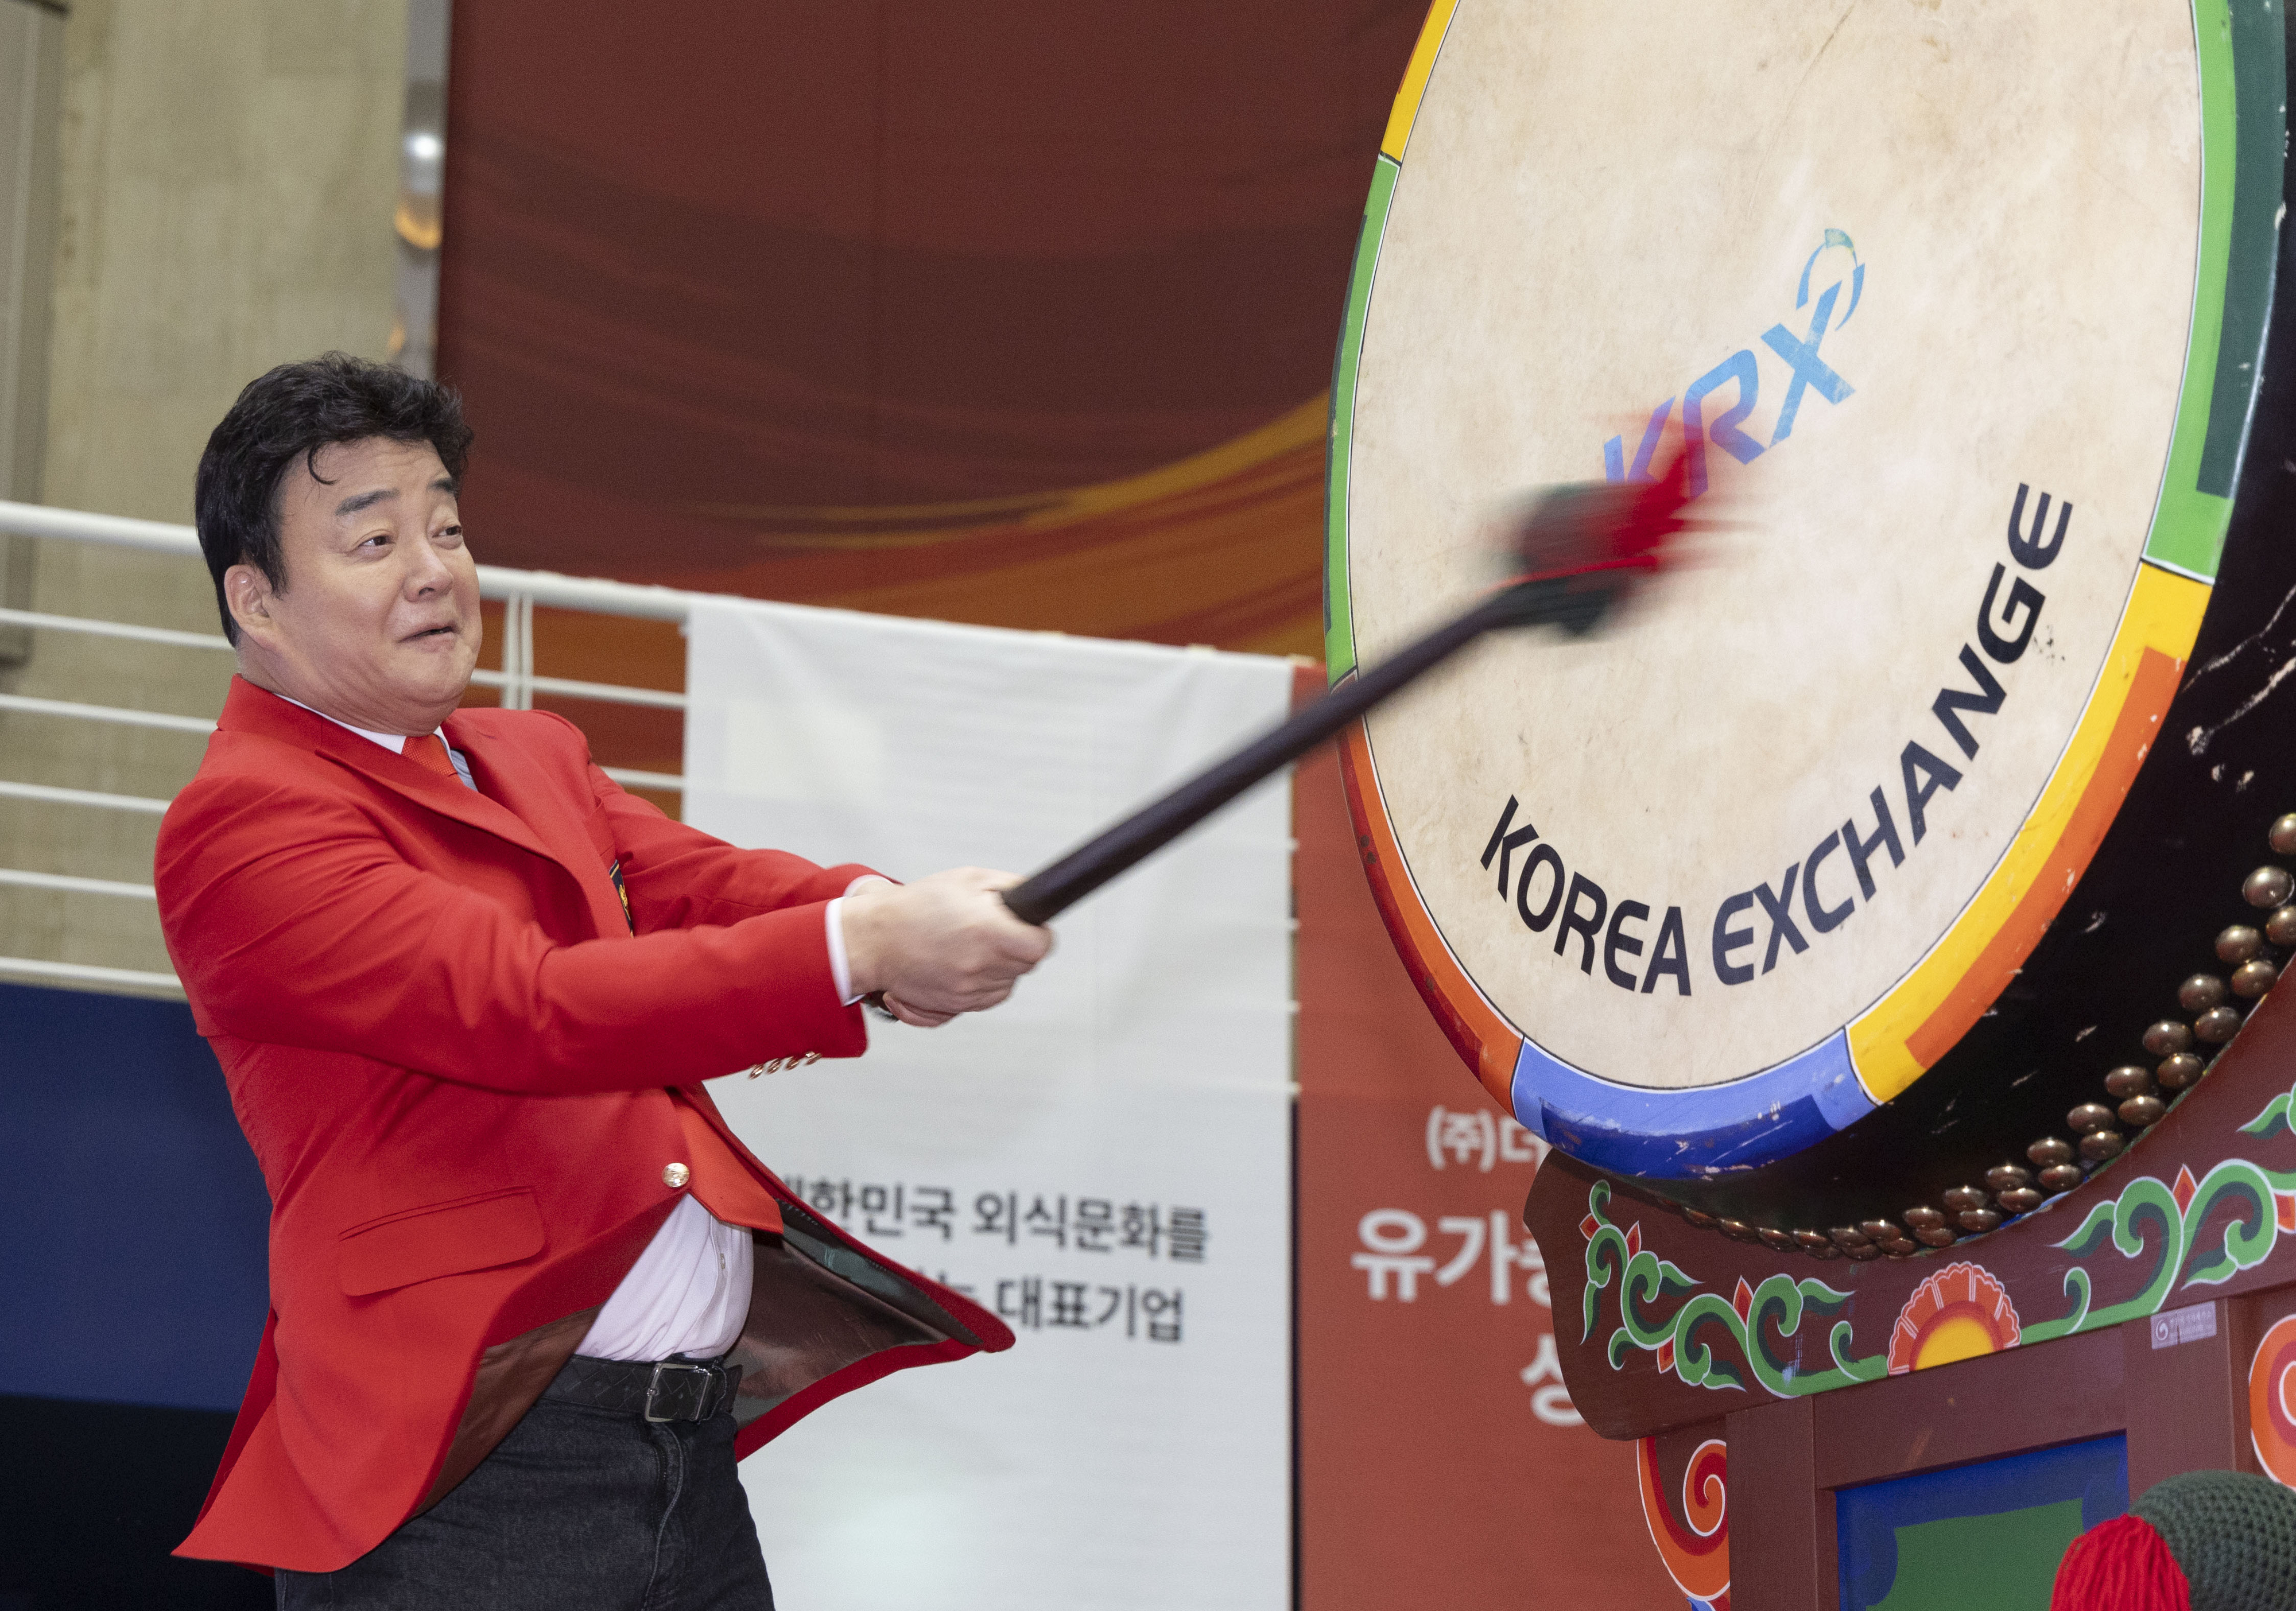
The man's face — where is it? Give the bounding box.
[226,436,482,735]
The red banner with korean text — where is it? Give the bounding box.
[1295,729,1683,1610]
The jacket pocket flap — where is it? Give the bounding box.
[339,1188,545,1296]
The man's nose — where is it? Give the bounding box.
[403,533,455,595]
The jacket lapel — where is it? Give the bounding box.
[443,709,635,940]
[219,677,575,882]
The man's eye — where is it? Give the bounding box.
[436,523,465,544]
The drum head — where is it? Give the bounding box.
[1329,0,2282,1180]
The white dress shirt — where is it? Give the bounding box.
[290,700,863,1362]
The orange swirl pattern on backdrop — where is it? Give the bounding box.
[667,396,1332,659]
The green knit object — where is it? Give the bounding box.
[2131,1470,2296,1611]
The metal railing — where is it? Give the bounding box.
[0,498,705,996]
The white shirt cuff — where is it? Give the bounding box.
[826,876,893,1007]
[825,899,857,1005]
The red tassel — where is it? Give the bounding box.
[2051,1514,2192,1611]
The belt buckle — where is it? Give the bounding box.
[644,1360,715,1423]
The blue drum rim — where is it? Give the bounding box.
[1511,1032,1875,1182]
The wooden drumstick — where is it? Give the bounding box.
[997,451,1694,928]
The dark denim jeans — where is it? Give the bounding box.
[275,1395,775,1610]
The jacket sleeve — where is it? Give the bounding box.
[580,756,885,932]
[155,767,870,1096]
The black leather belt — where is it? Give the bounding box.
[544,1353,744,1423]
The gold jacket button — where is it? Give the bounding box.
[662,1162,691,1189]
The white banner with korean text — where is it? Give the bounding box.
[683,598,1296,1611]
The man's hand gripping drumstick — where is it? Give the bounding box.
[842,868,1052,1027]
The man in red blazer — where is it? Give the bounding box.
[157,355,1052,1608]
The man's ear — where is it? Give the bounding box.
[224,562,277,643]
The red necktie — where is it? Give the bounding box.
[403,732,458,781]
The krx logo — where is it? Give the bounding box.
[1603,229,1864,497]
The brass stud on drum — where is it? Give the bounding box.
[2039,1163,2084,1193]
[2027,1137,2075,1169]
[2233,959,2279,999]
[1996,1186,2045,1213]
[1757,1227,1795,1251]
[2119,1094,2167,1127]
[2195,1004,2243,1044]
[2179,975,2229,1014]
[1957,1208,2002,1234]
[2079,1130,2126,1163]
[2218,924,2265,964]
[2143,1020,2194,1057]
[2103,1065,2155,1100]
[2157,1053,2205,1090]
[2067,1103,2117,1135]
[1983,1163,2031,1194]
[1862,1217,1917,1256]
[1941,1185,1988,1214]
[1914,1226,1958,1248]
[2271,815,2296,857]
[2269,906,2296,948]
[1901,1206,1946,1232]
[1828,1225,1869,1248]
[1793,1229,1832,1252]
[2244,866,2294,909]
[1718,1218,1758,1242]
[1843,1243,1882,1261]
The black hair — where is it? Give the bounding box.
[193,353,475,644]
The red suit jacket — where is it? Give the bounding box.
[156,677,1011,1572]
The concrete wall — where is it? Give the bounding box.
[0,0,63,666]
[0,0,406,987]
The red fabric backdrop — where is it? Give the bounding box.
[437,2,1426,656]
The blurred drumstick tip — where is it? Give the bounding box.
[1487,442,1713,638]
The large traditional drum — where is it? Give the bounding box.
[1328,0,2294,1245]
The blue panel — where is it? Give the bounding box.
[1510,1030,1875,1178]
[1837,1435,2128,1611]
[0,981,269,1412]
